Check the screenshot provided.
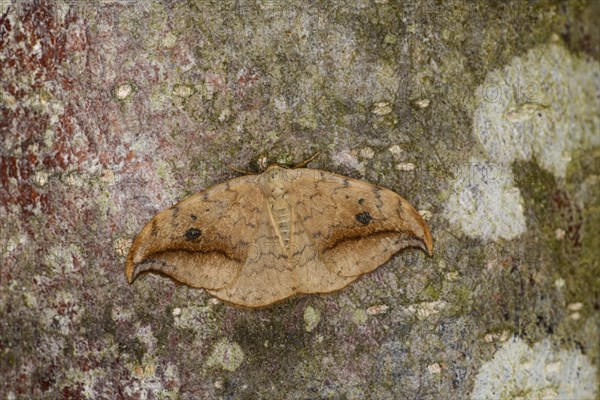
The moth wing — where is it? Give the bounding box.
[290,214,355,294]
[289,168,432,281]
[125,175,263,290]
[207,200,296,308]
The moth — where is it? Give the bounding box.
[125,164,432,307]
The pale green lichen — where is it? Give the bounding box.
[303,305,321,332]
[471,337,598,400]
[206,338,245,372]
[351,308,368,325]
[406,301,447,321]
[172,83,195,99]
[173,304,217,338]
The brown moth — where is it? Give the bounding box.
[125,165,432,307]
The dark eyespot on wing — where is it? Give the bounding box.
[184,228,202,241]
[355,211,372,225]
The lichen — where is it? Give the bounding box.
[471,337,598,400]
[474,43,599,179]
[445,42,599,241]
[351,308,368,326]
[303,305,321,332]
[206,338,245,372]
[444,157,526,240]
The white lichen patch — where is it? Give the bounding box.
[62,171,86,188]
[446,43,598,241]
[395,162,415,171]
[483,330,511,343]
[112,237,131,257]
[334,149,365,175]
[404,301,447,320]
[41,290,84,335]
[125,324,178,399]
[217,108,231,122]
[111,305,133,322]
[206,338,245,372]
[162,32,177,49]
[303,305,321,332]
[99,169,115,184]
[413,98,430,109]
[445,271,460,282]
[125,357,179,400]
[114,81,136,101]
[367,304,390,315]
[132,360,157,380]
[427,363,442,374]
[2,233,27,258]
[135,325,158,354]
[63,366,105,400]
[388,145,403,157]
[172,83,195,98]
[416,301,446,320]
[372,101,393,116]
[569,312,581,321]
[32,170,49,187]
[554,278,565,289]
[444,157,526,240]
[471,337,598,400]
[418,209,432,221]
[173,305,215,331]
[474,43,599,178]
[154,159,183,204]
[359,147,375,159]
[567,302,583,311]
[44,243,84,276]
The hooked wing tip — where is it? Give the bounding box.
[125,259,136,284]
[403,203,433,256]
[423,228,433,256]
[415,213,433,257]
[125,247,141,284]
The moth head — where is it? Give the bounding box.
[261,164,287,198]
[257,151,321,171]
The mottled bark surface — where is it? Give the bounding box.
[1,1,598,399]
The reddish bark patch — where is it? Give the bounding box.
[1,1,70,217]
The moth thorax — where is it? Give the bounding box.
[269,197,292,248]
